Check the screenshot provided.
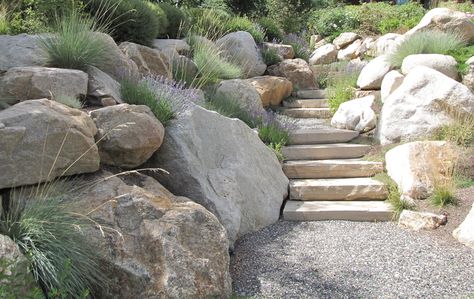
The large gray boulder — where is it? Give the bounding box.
[453,202,474,249]
[90,104,165,169]
[374,33,404,56]
[406,8,474,43]
[216,31,266,78]
[0,34,45,72]
[263,42,295,59]
[75,171,232,298]
[146,105,289,245]
[0,99,99,189]
[401,54,459,80]
[267,58,317,90]
[357,55,393,90]
[87,66,122,105]
[331,95,377,132]
[378,66,474,145]
[309,44,338,65]
[337,39,363,61]
[152,39,190,54]
[215,79,264,114]
[119,42,170,78]
[381,70,404,103]
[333,32,360,49]
[463,56,474,92]
[0,67,88,105]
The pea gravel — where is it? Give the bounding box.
[230,220,474,299]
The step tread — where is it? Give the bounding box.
[283,200,393,221]
[283,99,329,108]
[289,128,359,145]
[290,177,385,187]
[283,159,384,179]
[284,159,383,166]
[296,89,327,99]
[279,107,332,119]
[283,143,370,150]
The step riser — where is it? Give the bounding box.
[284,210,393,221]
[282,146,370,160]
[289,184,388,201]
[296,90,326,99]
[283,99,329,108]
[280,109,331,119]
[283,163,383,179]
[289,131,359,145]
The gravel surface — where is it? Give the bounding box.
[231,220,474,299]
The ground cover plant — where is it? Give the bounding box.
[261,47,282,66]
[374,172,415,219]
[326,71,358,114]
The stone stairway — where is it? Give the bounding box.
[279,89,393,221]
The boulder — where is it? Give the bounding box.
[0,99,99,189]
[406,8,474,43]
[263,42,295,59]
[152,39,190,54]
[399,210,447,231]
[385,141,458,200]
[0,67,88,105]
[90,104,165,169]
[310,35,323,49]
[378,66,474,145]
[0,34,45,72]
[246,76,293,107]
[337,39,363,61]
[462,56,474,92]
[381,70,404,103]
[173,55,199,80]
[357,55,393,90]
[313,38,329,50]
[92,33,139,81]
[267,59,317,90]
[87,66,122,105]
[357,37,376,57]
[214,79,264,114]
[331,96,376,132]
[146,104,289,245]
[333,32,361,49]
[216,31,266,78]
[453,202,474,249]
[401,54,458,80]
[354,90,381,103]
[374,33,404,56]
[75,171,232,298]
[309,44,338,65]
[119,42,170,78]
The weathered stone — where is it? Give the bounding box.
[75,171,232,298]
[399,210,447,231]
[267,59,317,90]
[381,70,404,103]
[0,34,45,72]
[357,55,393,90]
[152,39,190,54]
[406,8,474,43]
[333,32,361,49]
[0,99,99,189]
[354,90,381,103]
[263,42,295,59]
[309,44,338,65]
[313,38,329,50]
[173,55,199,80]
[337,39,363,61]
[453,202,474,249]
[385,141,458,200]
[375,33,404,56]
[119,42,170,78]
[216,31,266,78]
[378,66,474,145]
[90,104,164,168]
[87,66,122,104]
[215,79,264,113]
[357,37,375,57]
[146,104,289,245]
[331,96,377,132]
[0,67,88,105]
[310,35,323,49]
[246,76,293,107]
[401,54,459,80]
[462,56,474,92]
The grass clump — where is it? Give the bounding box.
[38,9,109,71]
[54,95,83,109]
[374,172,415,219]
[184,8,230,39]
[283,33,310,60]
[261,47,282,66]
[0,180,105,298]
[447,44,474,75]
[432,111,474,147]
[224,16,265,43]
[326,72,358,114]
[120,79,175,126]
[388,30,466,68]
[429,184,457,208]
[205,93,256,128]
[258,17,284,42]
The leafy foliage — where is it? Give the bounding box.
[308,6,359,41]
[447,44,474,75]
[261,47,282,66]
[388,30,466,68]
[224,16,265,43]
[258,17,284,41]
[267,0,313,33]
[157,2,186,38]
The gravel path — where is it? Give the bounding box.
[231,221,474,299]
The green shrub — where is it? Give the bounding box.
[0,180,105,298]
[326,72,358,114]
[192,39,241,88]
[184,7,230,39]
[308,7,359,40]
[447,44,474,75]
[258,17,284,42]
[224,16,265,43]
[146,2,170,37]
[267,0,313,33]
[205,93,256,127]
[438,0,474,13]
[261,47,282,66]
[158,2,186,38]
[389,30,466,67]
[38,9,110,71]
[85,0,161,46]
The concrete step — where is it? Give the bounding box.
[283,98,329,108]
[288,128,358,145]
[279,107,331,119]
[295,89,326,99]
[282,143,371,160]
[289,178,388,201]
[283,200,393,221]
[283,159,383,179]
